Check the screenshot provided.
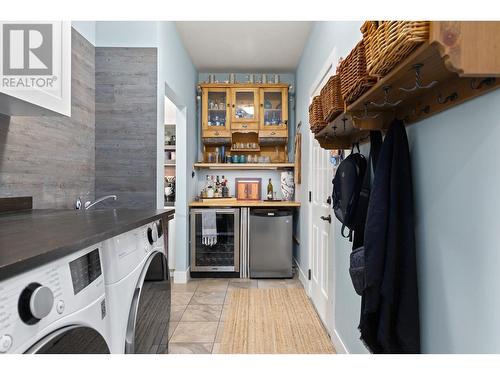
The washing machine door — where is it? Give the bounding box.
[125,251,171,354]
[26,325,110,354]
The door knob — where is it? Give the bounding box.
[326,196,332,205]
[320,215,331,223]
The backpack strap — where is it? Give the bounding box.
[352,131,382,248]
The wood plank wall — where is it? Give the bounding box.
[95,47,157,209]
[0,29,95,209]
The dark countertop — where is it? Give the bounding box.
[0,208,175,282]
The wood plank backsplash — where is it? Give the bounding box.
[95,47,157,209]
[0,29,95,209]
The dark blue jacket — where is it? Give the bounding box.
[359,119,420,354]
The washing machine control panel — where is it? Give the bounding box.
[0,244,106,353]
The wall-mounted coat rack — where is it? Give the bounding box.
[315,21,500,149]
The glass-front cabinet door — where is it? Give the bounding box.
[202,87,231,137]
[191,208,240,272]
[259,88,288,130]
[231,88,259,124]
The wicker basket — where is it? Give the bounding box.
[320,75,344,122]
[309,95,327,134]
[338,40,376,104]
[362,21,430,77]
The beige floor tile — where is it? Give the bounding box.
[196,279,229,292]
[181,304,223,322]
[211,343,221,354]
[168,321,179,340]
[170,305,187,321]
[171,281,199,292]
[215,321,224,343]
[171,292,194,306]
[170,322,218,343]
[191,290,226,305]
[168,342,213,354]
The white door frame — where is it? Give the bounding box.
[307,47,339,334]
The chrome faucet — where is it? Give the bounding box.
[76,195,117,210]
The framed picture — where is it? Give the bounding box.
[235,178,262,200]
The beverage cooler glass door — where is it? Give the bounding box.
[190,208,240,272]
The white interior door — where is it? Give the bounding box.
[309,138,334,327]
[306,47,338,334]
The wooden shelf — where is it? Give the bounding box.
[164,145,176,150]
[190,200,300,208]
[315,22,500,149]
[194,163,294,170]
[164,161,176,166]
[230,147,261,152]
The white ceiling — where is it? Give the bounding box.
[175,21,312,73]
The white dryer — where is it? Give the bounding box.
[0,244,111,354]
[101,219,170,354]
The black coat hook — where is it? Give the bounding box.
[370,85,402,107]
[400,63,438,92]
[437,92,458,104]
[341,117,347,132]
[470,77,495,90]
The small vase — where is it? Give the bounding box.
[280,171,294,201]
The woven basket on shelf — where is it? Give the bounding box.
[309,95,327,134]
[361,21,430,77]
[338,40,377,104]
[320,75,343,122]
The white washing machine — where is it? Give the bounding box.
[0,244,111,354]
[101,219,170,354]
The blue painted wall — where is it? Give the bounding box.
[297,21,500,354]
[158,22,198,273]
[407,89,500,353]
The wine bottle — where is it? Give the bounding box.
[267,178,273,200]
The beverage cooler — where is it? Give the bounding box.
[190,208,240,273]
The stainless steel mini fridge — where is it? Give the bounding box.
[249,208,293,278]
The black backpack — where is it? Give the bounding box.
[331,131,382,244]
[331,145,367,239]
[331,131,382,295]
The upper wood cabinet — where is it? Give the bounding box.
[201,87,231,138]
[231,88,259,124]
[199,83,289,145]
[259,87,288,131]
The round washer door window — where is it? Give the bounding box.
[28,326,110,354]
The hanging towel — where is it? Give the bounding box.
[201,209,218,246]
[359,119,420,354]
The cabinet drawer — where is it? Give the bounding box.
[259,129,288,138]
[231,122,259,131]
[203,128,231,138]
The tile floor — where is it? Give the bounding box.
[168,277,303,354]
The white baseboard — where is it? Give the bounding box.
[293,257,309,292]
[173,267,190,284]
[331,328,349,354]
